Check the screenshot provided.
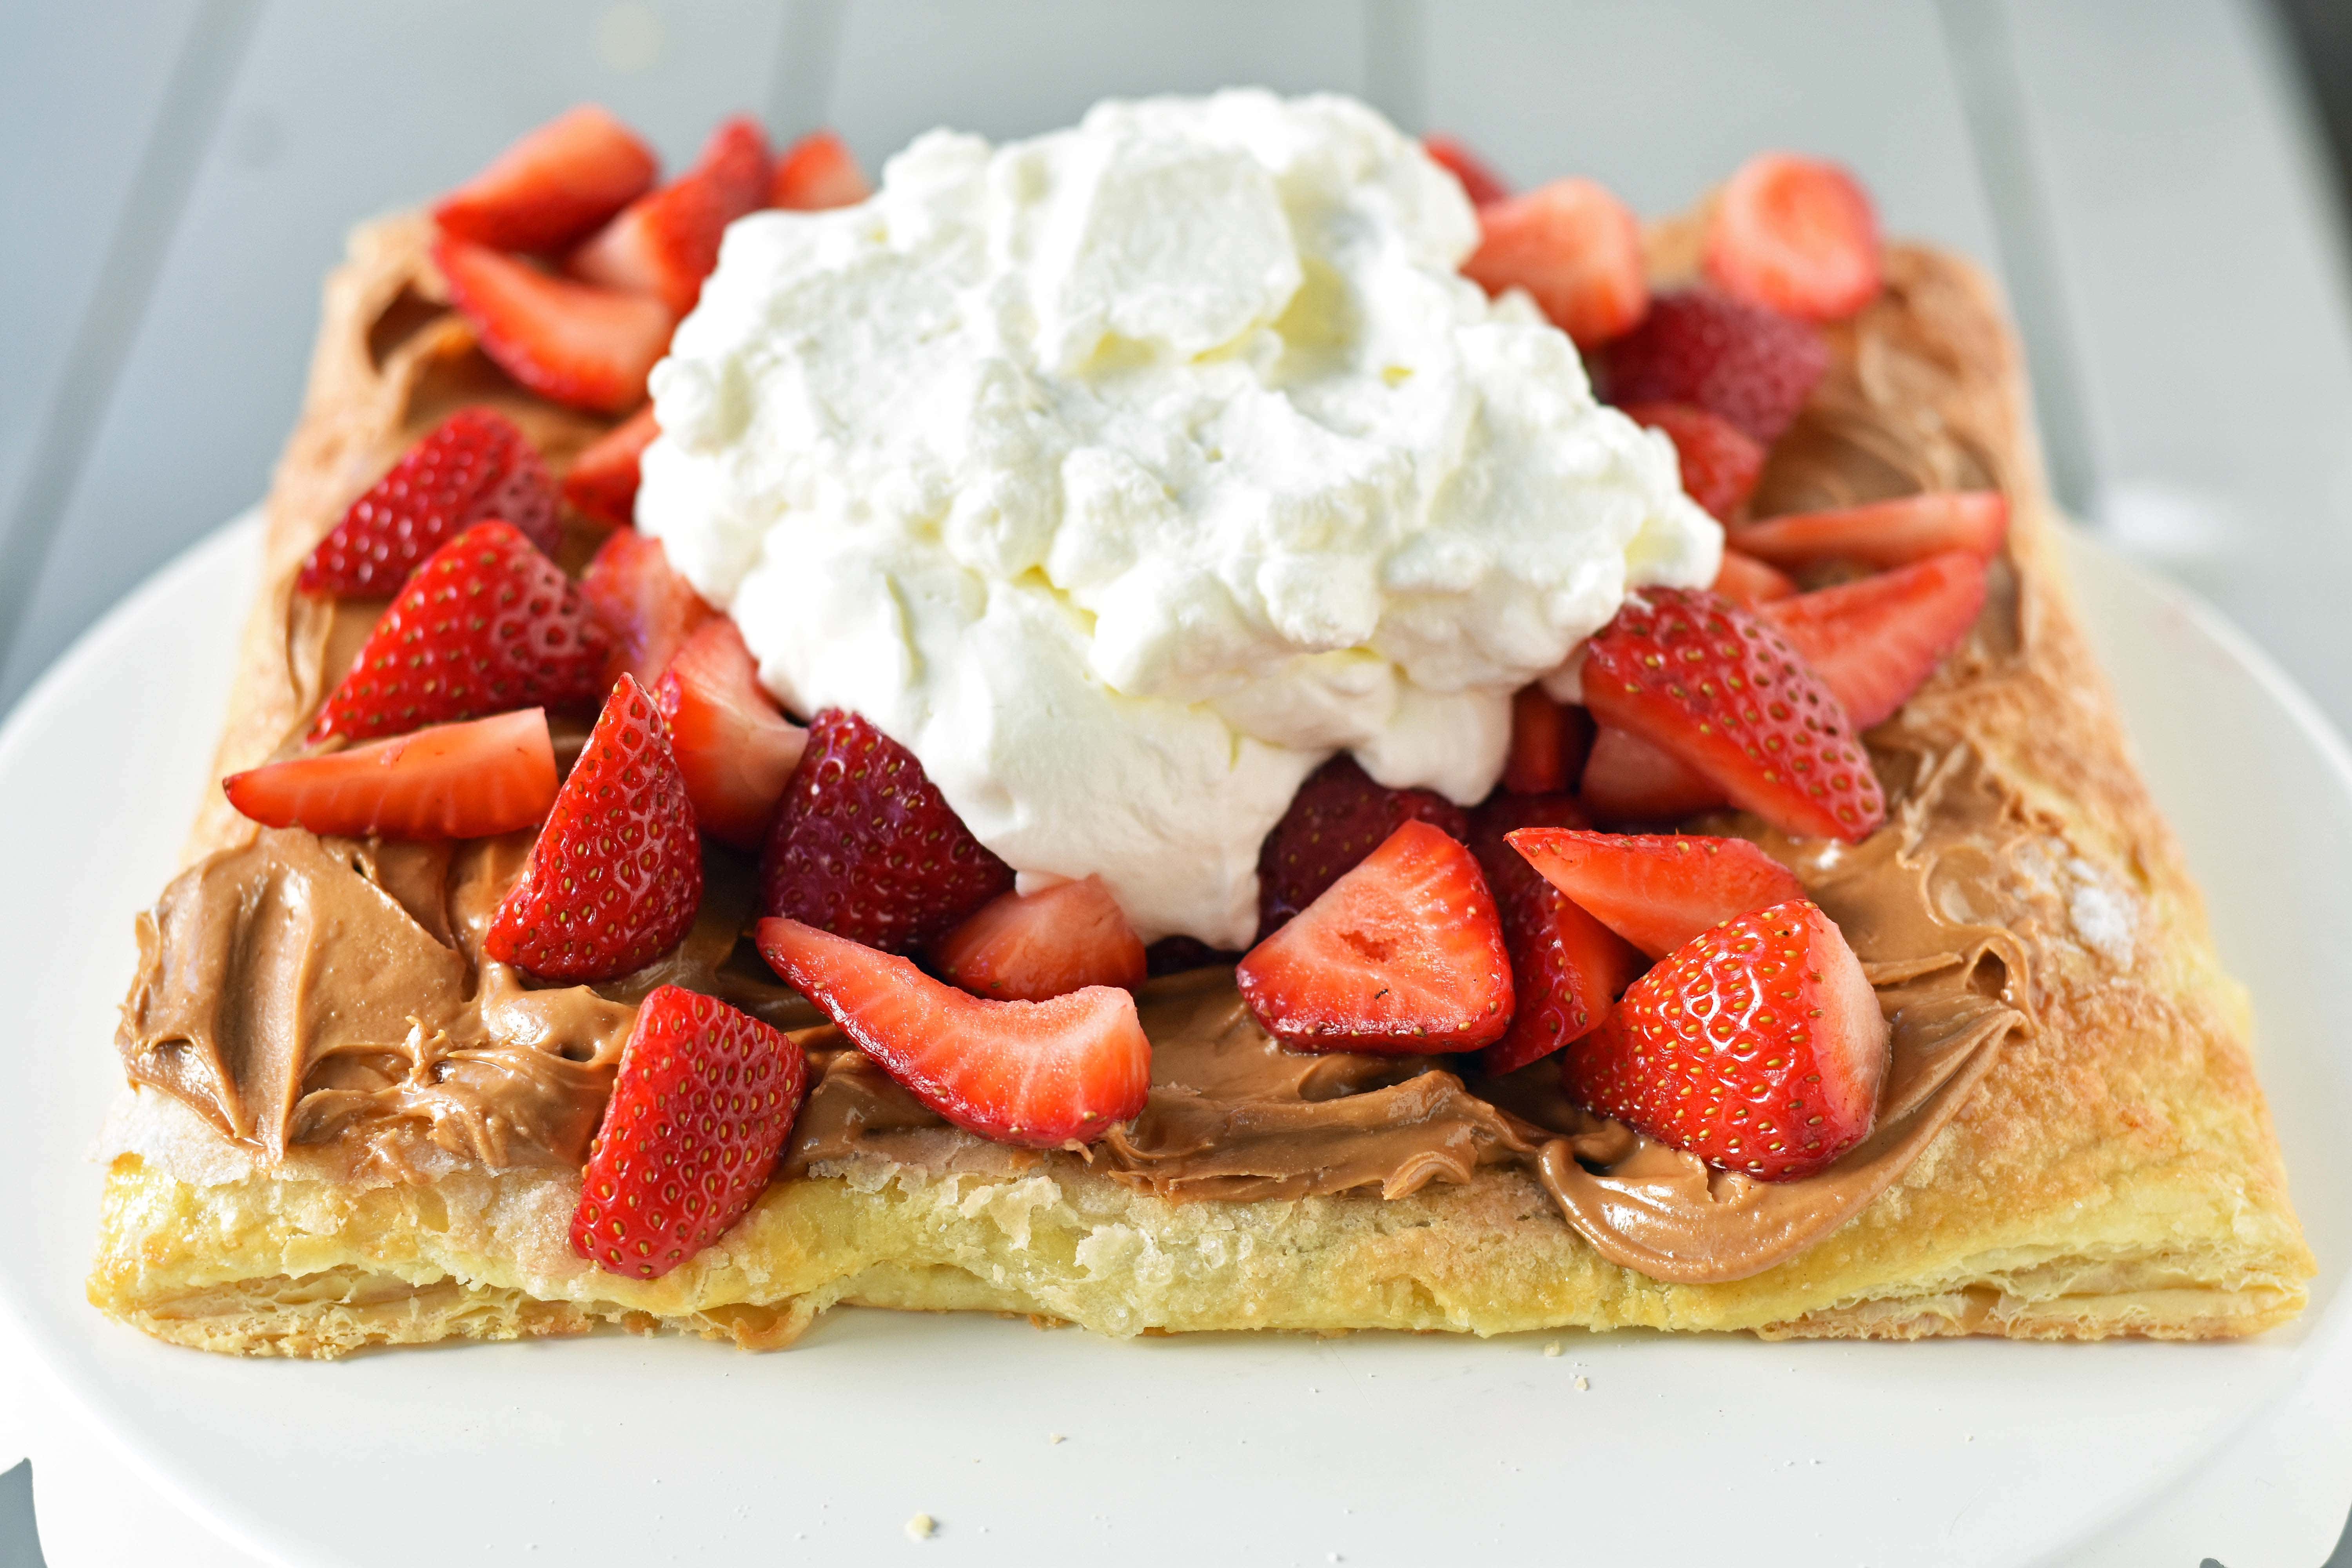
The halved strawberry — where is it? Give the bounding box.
[569,115,771,316]
[579,526,716,689]
[562,405,659,529]
[653,617,806,851]
[434,237,677,415]
[1461,177,1648,347]
[756,917,1149,1147]
[1468,793,1641,1076]
[760,709,1013,953]
[1620,400,1764,522]
[485,674,701,982]
[769,129,869,210]
[1710,547,1797,607]
[224,708,556,840]
[298,408,560,595]
[1237,820,1512,1054]
[1561,898,1889,1181]
[1423,134,1510,207]
[432,103,659,254]
[1759,550,1988,729]
[1583,589,1884,841]
[1256,754,1469,937]
[1705,152,1882,322]
[1505,828,1805,959]
[931,876,1148,1002]
[310,521,608,742]
[572,984,807,1280]
[1578,727,1726,825]
[1730,491,2009,572]
[1595,288,1828,444]
[1501,685,1593,795]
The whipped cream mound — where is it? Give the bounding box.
[639,89,1719,947]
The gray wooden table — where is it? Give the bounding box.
[3,2,2348,1563]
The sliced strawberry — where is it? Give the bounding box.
[1461,177,1649,347]
[1561,898,1889,1180]
[1620,400,1764,522]
[224,709,556,840]
[760,709,1013,953]
[1759,550,1989,730]
[756,917,1149,1147]
[569,115,771,316]
[434,237,676,415]
[1583,589,1884,841]
[561,405,659,529]
[769,129,869,210]
[1501,685,1594,795]
[579,526,716,690]
[1706,152,1882,322]
[1422,134,1510,207]
[1710,547,1797,607]
[653,617,806,851]
[1467,793,1641,1076]
[931,876,1148,1002]
[1730,491,2009,572]
[485,674,701,982]
[1237,820,1512,1054]
[432,104,659,254]
[298,408,560,596]
[1505,827,1805,959]
[1256,754,1469,937]
[309,522,607,742]
[1578,727,1726,825]
[1596,288,1828,444]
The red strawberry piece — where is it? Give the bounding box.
[1758,550,1987,730]
[569,114,772,316]
[755,916,1149,1147]
[1145,936,1240,976]
[579,526,716,689]
[760,709,1013,953]
[653,617,806,851]
[1467,793,1641,1076]
[1237,820,1513,1054]
[1256,753,1469,937]
[1596,288,1828,444]
[1461,177,1649,347]
[1710,547,1798,608]
[1706,152,1882,322]
[1620,400,1765,522]
[485,673,702,982]
[571,984,808,1280]
[224,708,556,840]
[1422,133,1510,207]
[298,408,560,596]
[1504,827,1805,959]
[1561,898,1889,1181]
[1729,490,2009,572]
[769,129,870,210]
[562,405,659,529]
[931,876,1148,1002]
[1579,726,1726,825]
[434,236,677,415]
[1501,685,1594,795]
[310,521,608,743]
[1583,588,1884,841]
[432,103,659,254]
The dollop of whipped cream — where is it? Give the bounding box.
[639,89,1718,947]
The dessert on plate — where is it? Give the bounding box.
[89,91,2311,1356]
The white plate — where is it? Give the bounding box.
[0,515,2344,1568]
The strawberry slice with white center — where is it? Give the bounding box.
[1501,686,1594,796]
[579,526,716,689]
[224,708,556,840]
[1468,794,1641,1076]
[1730,490,2009,572]
[1704,152,1883,322]
[769,130,870,210]
[298,408,560,595]
[1583,588,1884,842]
[1422,133,1509,206]
[434,237,677,415]
[561,405,658,529]
[755,917,1150,1147]
[1237,820,1513,1055]
[569,115,772,316]
[572,984,808,1280]
[1256,754,1469,937]
[486,674,702,982]
[1561,898,1890,1181]
[1504,827,1805,959]
[1710,547,1797,608]
[931,876,1148,1002]
[1579,727,1726,825]
[432,103,659,254]
[653,617,806,851]
[1759,550,1989,729]
[1461,176,1649,347]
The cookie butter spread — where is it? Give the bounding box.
[636,90,1717,947]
